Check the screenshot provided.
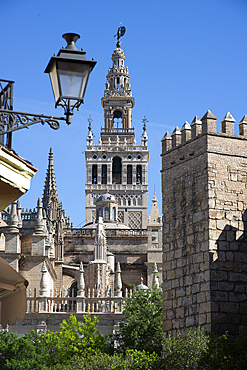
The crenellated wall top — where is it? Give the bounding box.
[162,110,247,154]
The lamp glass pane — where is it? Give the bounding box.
[49,62,60,103]
[57,61,91,100]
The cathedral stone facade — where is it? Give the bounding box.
[161,111,247,337]
[0,38,162,335]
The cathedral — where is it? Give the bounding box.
[0,34,162,334]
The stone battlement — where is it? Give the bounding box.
[162,110,247,154]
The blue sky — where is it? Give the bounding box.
[1,0,247,226]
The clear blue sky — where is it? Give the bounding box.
[1,0,247,226]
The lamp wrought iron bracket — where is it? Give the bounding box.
[55,98,82,124]
[0,109,66,134]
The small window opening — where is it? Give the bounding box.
[92,164,97,184]
[127,165,132,184]
[102,164,107,184]
[112,207,116,221]
[104,207,110,221]
[136,165,142,184]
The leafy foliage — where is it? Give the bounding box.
[0,330,48,370]
[1,312,247,369]
[43,350,163,370]
[198,332,247,370]
[162,329,209,370]
[114,285,163,355]
[46,313,107,365]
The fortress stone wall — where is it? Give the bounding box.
[161,111,247,337]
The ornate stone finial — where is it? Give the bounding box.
[141,117,148,147]
[77,262,85,297]
[115,262,122,297]
[17,199,22,229]
[116,135,120,146]
[40,261,48,297]
[152,262,160,288]
[34,198,45,234]
[8,201,19,229]
[86,116,94,147]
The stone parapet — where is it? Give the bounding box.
[162,110,247,155]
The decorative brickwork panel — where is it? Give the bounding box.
[117,211,124,223]
[128,211,142,229]
[91,210,96,222]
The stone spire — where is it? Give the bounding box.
[42,147,58,212]
[148,193,161,226]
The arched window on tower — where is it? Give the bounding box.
[112,156,122,184]
[113,110,122,129]
[92,164,97,184]
[102,164,107,184]
[136,165,142,184]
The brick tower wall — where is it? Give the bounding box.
[161,113,247,337]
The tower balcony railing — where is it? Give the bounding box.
[65,228,148,237]
[85,183,148,191]
[101,127,134,134]
[86,144,148,151]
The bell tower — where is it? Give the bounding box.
[85,27,149,229]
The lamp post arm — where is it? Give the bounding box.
[0,109,66,134]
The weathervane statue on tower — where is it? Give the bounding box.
[114,24,126,48]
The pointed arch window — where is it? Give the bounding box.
[112,156,122,184]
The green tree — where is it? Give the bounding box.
[46,312,107,365]
[114,285,163,355]
[0,330,48,370]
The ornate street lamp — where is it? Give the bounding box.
[45,33,96,124]
[0,33,96,148]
